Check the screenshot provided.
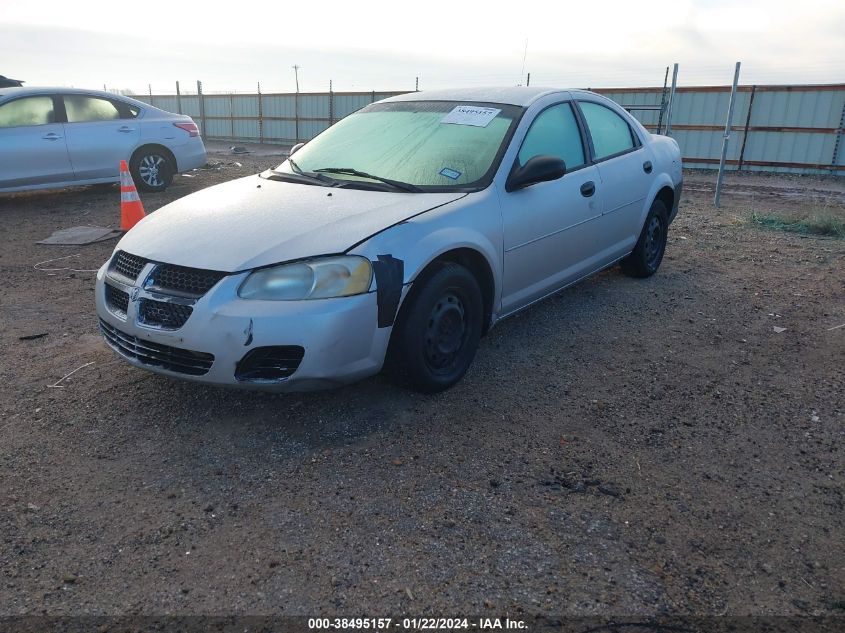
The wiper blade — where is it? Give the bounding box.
[262,171,332,187]
[314,167,422,193]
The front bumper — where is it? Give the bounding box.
[94,263,391,391]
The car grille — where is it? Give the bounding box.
[104,284,129,317]
[109,250,147,282]
[138,298,193,329]
[145,263,225,298]
[107,251,225,299]
[99,319,214,376]
[235,346,305,382]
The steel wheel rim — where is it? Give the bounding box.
[424,292,467,373]
[644,215,664,268]
[139,155,165,187]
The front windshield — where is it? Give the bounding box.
[274,101,522,190]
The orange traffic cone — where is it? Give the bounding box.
[119,160,146,231]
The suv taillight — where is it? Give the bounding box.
[173,122,199,137]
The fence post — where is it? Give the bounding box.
[665,63,679,136]
[197,80,206,137]
[714,62,741,208]
[415,76,419,91]
[294,89,300,144]
[229,91,235,140]
[329,80,334,126]
[831,101,845,173]
[371,90,375,103]
[656,66,669,135]
[257,82,264,144]
[737,85,756,171]
[175,81,182,114]
[526,73,531,86]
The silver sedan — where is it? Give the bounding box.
[0,87,206,192]
[95,87,683,392]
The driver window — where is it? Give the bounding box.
[517,102,585,171]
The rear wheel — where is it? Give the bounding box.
[385,263,483,393]
[130,148,175,192]
[621,199,669,278]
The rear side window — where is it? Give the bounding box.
[64,95,122,122]
[579,101,637,160]
[0,96,56,127]
[517,102,585,171]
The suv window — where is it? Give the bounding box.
[0,96,56,127]
[517,102,585,171]
[579,101,637,160]
[64,95,123,122]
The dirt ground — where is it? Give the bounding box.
[0,148,843,621]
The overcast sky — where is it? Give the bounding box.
[2,0,843,94]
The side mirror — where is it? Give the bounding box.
[506,155,566,192]
[289,142,305,156]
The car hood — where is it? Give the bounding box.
[117,174,466,271]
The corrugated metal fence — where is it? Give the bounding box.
[137,84,845,176]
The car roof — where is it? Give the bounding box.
[381,86,575,107]
[0,86,149,107]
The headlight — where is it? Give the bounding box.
[238,256,373,301]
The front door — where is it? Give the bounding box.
[497,101,605,314]
[0,95,74,189]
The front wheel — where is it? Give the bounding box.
[385,263,483,393]
[130,148,175,192]
[621,199,669,278]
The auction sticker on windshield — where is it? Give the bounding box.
[440,105,502,127]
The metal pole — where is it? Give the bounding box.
[103,84,107,92]
[229,92,235,140]
[292,66,300,144]
[329,80,334,125]
[175,81,182,114]
[257,82,264,144]
[831,101,845,173]
[738,85,756,171]
[656,66,669,135]
[714,62,742,208]
[148,84,152,99]
[526,72,531,86]
[415,76,419,91]
[197,80,206,137]
[665,63,679,136]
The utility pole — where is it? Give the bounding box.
[526,73,531,86]
[292,65,300,93]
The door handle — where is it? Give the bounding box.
[117,126,134,133]
[643,161,653,174]
[580,181,596,197]
[42,132,62,141]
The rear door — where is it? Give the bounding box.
[61,94,140,181]
[576,99,654,259]
[0,94,74,189]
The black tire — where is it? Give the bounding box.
[621,199,669,278]
[385,263,483,393]
[130,147,175,192]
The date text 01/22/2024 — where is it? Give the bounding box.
[308,618,528,630]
